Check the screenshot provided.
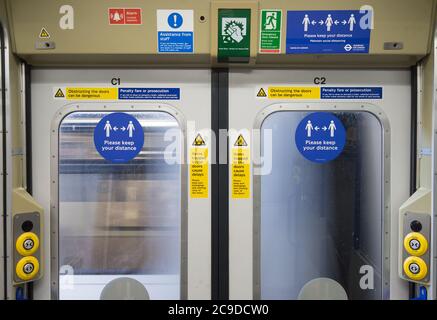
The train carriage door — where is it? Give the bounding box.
[228,69,411,300]
[30,69,211,300]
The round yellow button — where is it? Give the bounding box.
[16,232,39,256]
[403,256,427,281]
[404,232,428,256]
[16,256,40,281]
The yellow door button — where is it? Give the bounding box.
[403,256,428,281]
[16,256,40,281]
[16,232,40,256]
[404,232,428,256]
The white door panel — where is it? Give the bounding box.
[31,69,211,299]
[229,69,410,300]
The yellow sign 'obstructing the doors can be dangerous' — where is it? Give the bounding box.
[232,134,250,199]
[268,87,320,99]
[190,135,209,198]
[65,87,118,100]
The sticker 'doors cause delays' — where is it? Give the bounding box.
[231,134,250,198]
[190,133,209,199]
[295,112,346,163]
[94,113,144,163]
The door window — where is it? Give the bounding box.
[57,111,182,300]
[258,111,385,300]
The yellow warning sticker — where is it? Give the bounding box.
[268,87,321,99]
[256,87,267,97]
[192,133,206,146]
[190,135,208,198]
[234,134,248,147]
[65,88,118,100]
[231,134,250,199]
[39,27,50,38]
[54,88,65,98]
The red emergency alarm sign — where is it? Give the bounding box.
[108,8,142,25]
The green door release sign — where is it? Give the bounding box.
[218,9,251,62]
[260,9,282,53]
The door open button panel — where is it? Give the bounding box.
[400,212,431,284]
[13,211,42,284]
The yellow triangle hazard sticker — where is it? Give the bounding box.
[234,134,247,147]
[193,134,206,146]
[257,87,267,97]
[54,88,65,98]
[39,27,50,39]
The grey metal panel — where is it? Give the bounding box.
[1,16,14,300]
[0,19,5,301]
[432,13,437,301]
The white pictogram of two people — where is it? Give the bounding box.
[104,120,136,138]
[305,120,337,138]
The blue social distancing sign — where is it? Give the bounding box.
[94,113,144,163]
[295,112,346,163]
[286,10,371,54]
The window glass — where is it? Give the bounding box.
[58,111,181,300]
[260,111,384,300]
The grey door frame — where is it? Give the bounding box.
[49,103,188,300]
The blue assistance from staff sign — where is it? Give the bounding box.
[94,113,144,163]
[158,32,193,53]
[158,11,193,53]
[295,112,346,163]
[286,10,372,54]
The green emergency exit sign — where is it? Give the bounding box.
[217,9,251,63]
[260,9,282,53]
